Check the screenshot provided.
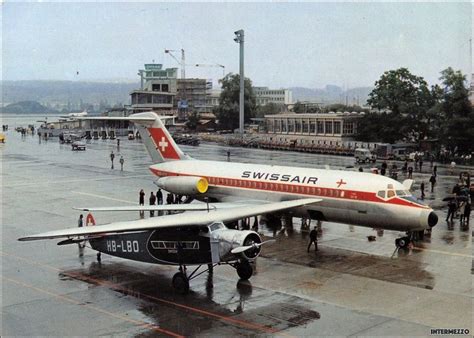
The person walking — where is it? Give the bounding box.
[110,151,115,169]
[157,189,163,205]
[446,200,456,222]
[420,182,425,200]
[419,159,423,173]
[149,192,156,217]
[119,156,124,171]
[429,174,436,193]
[307,226,318,253]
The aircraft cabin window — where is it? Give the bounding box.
[377,190,385,198]
[387,190,395,198]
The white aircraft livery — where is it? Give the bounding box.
[135,112,438,246]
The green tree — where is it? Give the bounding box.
[215,74,256,130]
[366,68,434,143]
[255,102,282,117]
[437,68,473,153]
[292,101,304,114]
[186,111,200,131]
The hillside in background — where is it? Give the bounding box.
[1,80,138,112]
[290,85,373,106]
[1,100,58,114]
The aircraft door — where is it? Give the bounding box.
[210,238,220,263]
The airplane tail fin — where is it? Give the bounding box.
[76,112,189,163]
[132,112,188,163]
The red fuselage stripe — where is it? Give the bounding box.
[150,168,427,209]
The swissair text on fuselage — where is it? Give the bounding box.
[241,171,318,184]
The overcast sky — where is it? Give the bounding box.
[2,1,472,89]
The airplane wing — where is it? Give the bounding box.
[19,198,321,241]
[73,202,263,212]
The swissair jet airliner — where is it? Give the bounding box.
[19,112,438,292]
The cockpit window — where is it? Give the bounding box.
[209,222,224,232]
[387,190,395,198]
[377,190,385,198]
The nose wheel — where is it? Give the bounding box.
[235,261,253,280]
[395,236,410,249]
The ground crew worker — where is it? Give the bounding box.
[119,156,124,171]
[110,151,115,169]
[157,189,163,205]
[307,226,318,252]
[149,192,156,217]
[420,182,425,200]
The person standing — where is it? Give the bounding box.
[110,151,115,169]
[139,189,145,206]
[149,192,156,217]
[464,202,471,226]
[157,189,163,205]
[119,156,124,171]
[429,174,436,193]
[78,214,84,251]
[408,166,413,179]
[459,201,466,224]
[307,226,318,253]
[420,182,425,200]
[78,214,83,227]
[433,165,438,177]
[419,158,423,173]
[446,200,456,222]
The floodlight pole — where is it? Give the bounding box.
[234,29,245,136]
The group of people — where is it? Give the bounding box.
[446,173,472,226]
[139,189,187,217]
[110,151,125,170]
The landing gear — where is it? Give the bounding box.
[235,261,253,280]
[395,236,410,249]
[171,264,216,294]
[172,271,189,294]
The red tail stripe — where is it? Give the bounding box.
[148,128,180,160]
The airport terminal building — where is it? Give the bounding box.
[262,112,376,150]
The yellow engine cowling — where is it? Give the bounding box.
[156,176,208,195]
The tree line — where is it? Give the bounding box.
[209,68,472,156]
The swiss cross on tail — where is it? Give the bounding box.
[336,179,347,188]
[148,128,181,160]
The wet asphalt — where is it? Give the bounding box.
[1,118,472,336]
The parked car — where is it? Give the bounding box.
[354,148,376,163]
[71,141,86,151]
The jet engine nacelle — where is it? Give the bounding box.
[211,228,262,261]
[156,176,208,195]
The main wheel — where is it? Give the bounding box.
[236,262,253,280]
[172,272,189,294]
[395,236,410,249]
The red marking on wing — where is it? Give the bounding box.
[148,128,180,160]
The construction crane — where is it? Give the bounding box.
[164,49,185,79]
[195,63,226,78]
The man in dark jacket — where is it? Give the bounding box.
[149,192,156,217]
[307,227,318,252]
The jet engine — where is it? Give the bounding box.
[156,176,208,195]
[211,227,262,261]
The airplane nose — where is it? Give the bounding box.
[428,211,438,227]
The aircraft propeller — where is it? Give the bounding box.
[231,239,275,254]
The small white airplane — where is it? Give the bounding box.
[19,112,438,292]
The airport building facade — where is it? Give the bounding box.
[263,112,375,150]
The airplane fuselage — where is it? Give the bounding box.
[150,160,437,232]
